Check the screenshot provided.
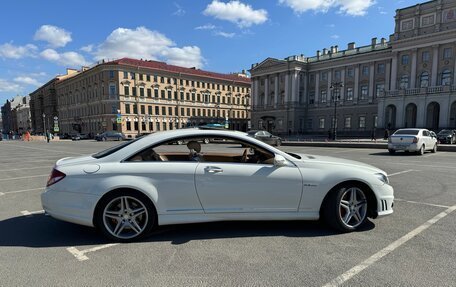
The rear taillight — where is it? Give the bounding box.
[46,168,66,187]
[413,137,418,143]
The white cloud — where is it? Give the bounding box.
[203,0,268,28]
[195,24,217,30]
[331,34,340,39]
[0,79,22,92]
[161,46,205,68]
[0,43,37,59]
[41,49,90,67]
[215,31,236,38]
[34,25,72,48]
[14,76,42,87]
[279,0,376,16]
[93,27,204,68]
[81,44,94,53]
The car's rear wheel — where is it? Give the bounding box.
[95,191,156,242]
[417,145,425,155]
[432,143,437,153]
[322,185,368,232]
[388,149,395,155]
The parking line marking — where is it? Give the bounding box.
[322,204,456,287]
[394,198,450,209]
[0,143,85,155]
[388,170,415,177]
[20,210,45,217]
[67,244,119,261]
[392,162,456,170]
[0,166,53,172]
[0,174,48,181]
[2,187,44,195]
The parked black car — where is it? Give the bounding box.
[437,129,456,144]
[247,130,282,146]
[95,131,126,141]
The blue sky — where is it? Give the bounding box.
[0,0,419,104]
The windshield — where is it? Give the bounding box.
[438,130,452,135]
[394,129,419,135]
[92,138,139,159]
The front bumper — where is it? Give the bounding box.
[372,183,394,218]
[41,187,100,227]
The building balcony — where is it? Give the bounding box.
[383,85,454,97]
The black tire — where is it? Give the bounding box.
[94,190,156,242]
[322,184,369,232]
[417,145,425,155]
[431,143,437,153]
[102,137,107,142]
[388,149,395,155]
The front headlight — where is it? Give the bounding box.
[375,173,389,184]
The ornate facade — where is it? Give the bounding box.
[250,0,456,136]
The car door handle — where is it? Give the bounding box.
[205,166,223,173]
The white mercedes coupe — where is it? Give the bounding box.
[42,128,394,242]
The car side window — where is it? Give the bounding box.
[423,131,429,137]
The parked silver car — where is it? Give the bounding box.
[247,130,282,146]
[95,131,126,141]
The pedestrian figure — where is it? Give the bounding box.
[383,129,389,140]
[46,130,50,143]
[371,128,376,141]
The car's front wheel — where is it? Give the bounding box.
[95,191,156,242]
[322,185,368,232]
[431,143,437,153]
[417,145,425,155]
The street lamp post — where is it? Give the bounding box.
[330,82,344,141]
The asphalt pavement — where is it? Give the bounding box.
[0,140,455,286]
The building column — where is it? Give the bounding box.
[410,49,417,88]
[302,72,308,104]
[327,70,332,103]
[369,63,375,102]
[274,74,279,108]
[453,47,456,85]
[291,71,299,104]
[284,73,290,103]
[315,73,320,107]
[391,53,398,90]
[264,76,269,109]
[354,66,360,102]
[253,78,259,108]
[385,62,391,91]
[431,45,439,86]
[377,98,385,128]
[340,69,346,100]
[416,97,426,127]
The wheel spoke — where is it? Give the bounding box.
[354,210,363,223]
[105,210,121,216]
[105,214,120,220]
[344,212,353,224]
[350,188,357,203]
[130,220,142,234]
[122,197,130,210]
[112,220,124,235]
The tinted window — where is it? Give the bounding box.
[92,139,139,159]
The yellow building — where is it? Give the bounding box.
[55,58,251,138]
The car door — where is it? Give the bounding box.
[194,147,303,213]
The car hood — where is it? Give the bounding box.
[292,153,384,174]
[55,155,96,167]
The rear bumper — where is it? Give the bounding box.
[388,143,418,152]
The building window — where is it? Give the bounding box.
[399,75,409,89]
[346,87,353,100]
[123,71,128,79]
[167,90,172,99]
[155,106,159,115]
[147,88,152,97]
[360,85,368,99]
[140,105,145,114]
[161,90,165,99]
[344,117,351,129]
[123,85,129,96]
[334,70,341,80]
[377,63,385,74]
[109,84,116,97]
[422,51,430,62]
[125,104,130,114]
[320,90,327,103]
[421,14,435,26]
[321,72,327,81]
[139,87,145,97]
[401,55,409,65]
[441,69,452,86]
[148,106,152,115]
[109,71,115,79]
[156,122,160,131]
[153,75,158,82]
[146,74,150,82]
[160,77,164,84]
[139,74,143,81]
[133,105,137,114]
[375,84,384,98]
[126,121,131,131]
[347,68,354,78]
[359,116,366,128]
[401,19,414,31]
[362,66,369,76]
[319,118,325,129]
[130,72,135,80]
[154,89,159,98]
[309,92,315,104]
[420,72,429,87]
[443,48,453,59]
[162,107,166,115]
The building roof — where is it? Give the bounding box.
[106,57,251,85]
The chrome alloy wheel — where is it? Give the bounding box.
[103,196,149,240]
[338,187,367,228]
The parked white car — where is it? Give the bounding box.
[42,128,394,242]
[388,128,438,155]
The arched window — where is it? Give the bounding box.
[399,75,409,89]
[420,72,429,88]
[441,69,452,86]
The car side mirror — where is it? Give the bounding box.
[274,154,288,167]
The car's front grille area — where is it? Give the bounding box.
[380,200,388,211]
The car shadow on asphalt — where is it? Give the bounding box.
[0,215,375,247]
[369,151,421,156]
